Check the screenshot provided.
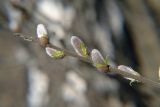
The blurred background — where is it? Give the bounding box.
[0,0,160,107]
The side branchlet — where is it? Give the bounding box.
[45,47,65,59]
[118,65,140,85]
[71,36,89,57]
[91,49,109,72]
[37,24,49,47]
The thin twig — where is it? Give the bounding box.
[14,33,35,42]
[14,33,160,89]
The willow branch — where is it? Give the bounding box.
[14,33,160,89]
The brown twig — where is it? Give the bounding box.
[14,33,160,89]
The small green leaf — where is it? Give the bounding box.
[95,63,106,68]
[80,43,88,57]
[104,56,108,65]
[94,57,108,69]
[46,47,65,59]
[52,50,65,59]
